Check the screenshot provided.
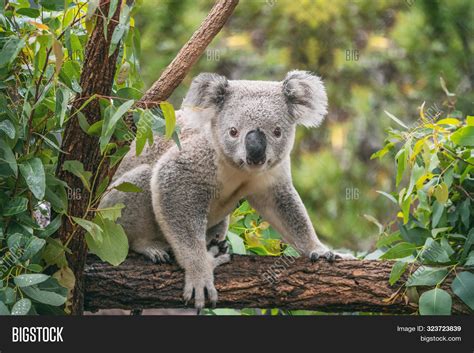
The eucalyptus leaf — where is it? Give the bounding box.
[19,158,46,200]
[10,298,31,315]
[14,274,49,287]
[419,288,452,315]
[451,271,474,310]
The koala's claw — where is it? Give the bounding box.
[183,277,218,309]
[310,250,336,262]
[207,239,229,257]
[140,245,172,264]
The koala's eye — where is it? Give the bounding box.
[273,127,282,138]
[229,127,239,138]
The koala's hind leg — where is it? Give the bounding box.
[132,238,171,264]
[99,164,171,263]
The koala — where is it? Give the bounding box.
[100,70,353,309]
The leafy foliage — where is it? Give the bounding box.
[227,201,298,257]
[0,0,177,315]
[370,98,473,314]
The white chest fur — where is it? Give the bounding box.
[207,160,286,227]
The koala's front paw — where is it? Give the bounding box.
[310,249,336,262]
[309,249,356,262]
[183,272,218,309]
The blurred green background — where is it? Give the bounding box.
[133,0,473,253]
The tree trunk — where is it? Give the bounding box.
[56,0,122,315]
[84,254,471,314]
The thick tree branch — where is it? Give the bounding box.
[84,255,471,314]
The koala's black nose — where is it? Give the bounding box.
[245,129,267,165]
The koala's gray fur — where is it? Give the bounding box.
[100,70,353,309]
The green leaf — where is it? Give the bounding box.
[14,274,49,287]
[55,87,70,127]
[16,8,40,18]
[42,239,68,267]
[370,142,394,160]
[401,193,411,224]
[85,217,128,266]
[160,102,176,139]
[0,139,17,176]
[465,251,474,267]
[113,182,142,193]
[0,119,15,139]
[100,100,134,153]
[22,279,67,306]
[39,0,65,11]
[19,158,46,200]
[407,266,448,287]
[21,236,46,260]
[116,87,142,101]
[399,224,430,246]
[462,229,474,259]
[376,231,402,248]
[38,215,62,238]
[431,201,444,228]
[110,146,130,167]
[77,112,90,133]
[389,261,408,285]
[0,301,10,315]
[105,100,134,136]
[376,190,397,204]
[135,110,154,156]
[0,36,25,68]
[109,4,131,55]
[396,149,406,187]
[62,160,92,192]
[433,182,449,205]
[0,287,16,304]
[451,271,474,310]
[459,199,470,229]
[380,242,417,259]
[95,176,110,199]
[3,197,28,216]
[384,110,409,129]
[227,231,246,255]
[72,217,103,243]
[420,238,451,263]
[98,203,124,221]
[87,120,103,136]
[419,288,452,315]
[10,298,31,315]
[451,126,474,146]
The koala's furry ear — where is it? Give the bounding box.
[282,70,328,127]
[182,73,229,110]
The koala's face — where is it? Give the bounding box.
[214,83,296,171]
[182,71,328,172]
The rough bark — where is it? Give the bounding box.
[84,254,471,314]
[56,0,122,315]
